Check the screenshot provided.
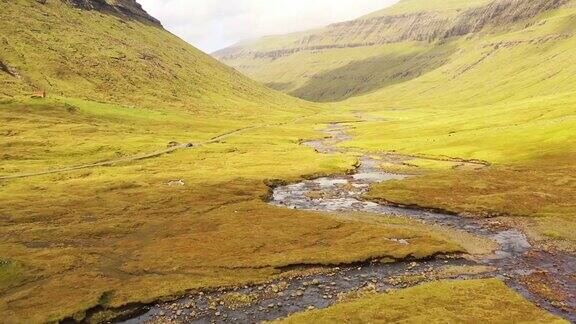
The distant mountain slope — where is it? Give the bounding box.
[0,0,302,113]
[214,0,572,102]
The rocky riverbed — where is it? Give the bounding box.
[120,124,575,323]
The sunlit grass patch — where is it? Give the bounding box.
[275,279,567,323]
[0,98,241,174]
[366,153,576,250]
[404,158,461,171]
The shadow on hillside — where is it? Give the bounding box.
[265,81,297,93]
[291,44,456,102]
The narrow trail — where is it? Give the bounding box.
[0,126,257,181]
[121,123,575,323]
[0,111,318,181]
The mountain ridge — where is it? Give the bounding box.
[213,0,572,102]
[40,0,162,26]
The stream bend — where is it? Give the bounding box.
[122,123,575,323]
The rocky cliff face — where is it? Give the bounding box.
[444,0,566,38]
[212,0,573,102]
[42,0,161,26]
[215,0,567,60]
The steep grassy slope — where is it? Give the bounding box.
[0,1,468,323]
[0,0,321,175]
[0,0,302,113]
[214,0,570,102]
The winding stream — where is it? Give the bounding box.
[122,124,575,323]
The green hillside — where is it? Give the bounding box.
[214,0,571,102]
[0,0,302,113]
[0,0,322,177]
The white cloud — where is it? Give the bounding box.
[138,0,399,53]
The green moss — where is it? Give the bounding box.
[220,292,259,309]
[0,260,29,292]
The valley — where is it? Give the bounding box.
[1,0,575,323]
[119,123,574,323]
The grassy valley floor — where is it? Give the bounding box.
[0,97,468,322]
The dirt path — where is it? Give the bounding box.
[0,112,314,181]
[119,123,575,323]
[0,126,259,180]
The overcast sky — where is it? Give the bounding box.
[139,0,399,53]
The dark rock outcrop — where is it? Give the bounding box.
[45,0,162,26]
[0,60,16,77]
[444,0,567,38]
